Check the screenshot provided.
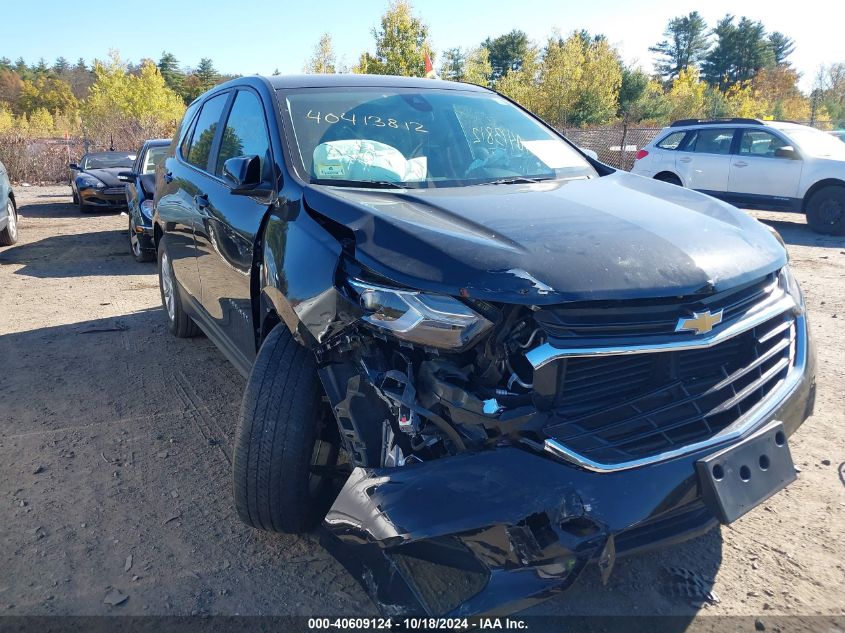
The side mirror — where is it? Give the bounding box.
[68,163,80,170]
[118,171,137,182]
[223,155,270,195]
[775,146,798,160]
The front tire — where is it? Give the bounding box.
[233,325,338,534]
[129,216,154,262]
[806,185,845,235]
[157,236,201,338]
[0,199,18,246]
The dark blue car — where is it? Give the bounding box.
[119,139,170,262]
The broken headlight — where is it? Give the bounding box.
[348,279,493,349]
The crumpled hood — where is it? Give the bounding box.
[79,168,125,188]
[303,172,786,303]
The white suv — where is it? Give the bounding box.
[630,118,845,234]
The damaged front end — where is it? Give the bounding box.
[309,258,814,617]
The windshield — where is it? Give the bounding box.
[783,127,845,159]
[280,87,595,188]
[142,146,169,175]
[82,153,135,170]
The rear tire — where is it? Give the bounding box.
[233,324,338,534]
[0,199,18,246]
[157,236,201,338]
[806,185,845,235]
[655,172,682,186]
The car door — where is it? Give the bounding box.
[673,127,736,194]
[193,88,275,367]
[727,128,803,200]
[156,93,230,303]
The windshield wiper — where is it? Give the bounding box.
[311,178,417,190]
[472,176,556,186]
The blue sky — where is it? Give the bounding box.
[2,0,841,91]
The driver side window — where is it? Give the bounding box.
[738,130,788,158]
[215,90,272,180]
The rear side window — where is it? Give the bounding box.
[656,131,686,150]
[215,90,272,178]
[685,128,734,155]
[184,93,229,171]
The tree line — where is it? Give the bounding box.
[1,0,844,151]
[306,3,844,128]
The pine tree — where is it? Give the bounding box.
[649,11,710,79]
[482,30,529,80]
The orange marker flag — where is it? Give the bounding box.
[424,51,436,79]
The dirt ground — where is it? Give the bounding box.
[0,185,842,618]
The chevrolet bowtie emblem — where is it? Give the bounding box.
[675,309,724,335]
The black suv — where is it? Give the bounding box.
[153,75,816,616]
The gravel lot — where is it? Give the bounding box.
[0,185,843,618]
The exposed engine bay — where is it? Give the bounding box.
[317,277,546,472]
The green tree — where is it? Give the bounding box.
[482,30,529,81]
[703,15,773,90]
[618,67,649,118]
[157,52,184,97]
[439,47,491,86]
[650,11,710,79]
[768,32,795,67]
[304,33,337,74]
[438,47,465,81]
[53,57,70,74]
[353,0,431,76]
[195,58,219,89]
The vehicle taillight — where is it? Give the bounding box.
[635,149,649,160]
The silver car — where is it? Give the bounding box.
[0,160,18,246]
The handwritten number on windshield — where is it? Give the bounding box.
[305,110,427,133]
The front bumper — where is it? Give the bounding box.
[80,187,126,208]
[322,339,816,616]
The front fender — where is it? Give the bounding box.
[259,201,357,348]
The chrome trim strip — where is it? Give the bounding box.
[526,290,794,370]
[542,313,807,473]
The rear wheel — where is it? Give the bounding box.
[157,236,201,338]
[0,199,18,246]
[233,324,339,534]
[655,172,682,186]
[806,185,845,235]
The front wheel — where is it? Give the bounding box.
[233,325,339,534]
[806,185,845,235]
[129,216,154,262]
[157,236,201,338]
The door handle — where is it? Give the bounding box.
[194,194,210,210]
[164,171,173,183]
[734,161,748,167]
[679,157,692,163]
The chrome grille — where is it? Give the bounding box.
[102,187,125,195]
[540,311,797,465]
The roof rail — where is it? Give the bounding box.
[670,118,764,127]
